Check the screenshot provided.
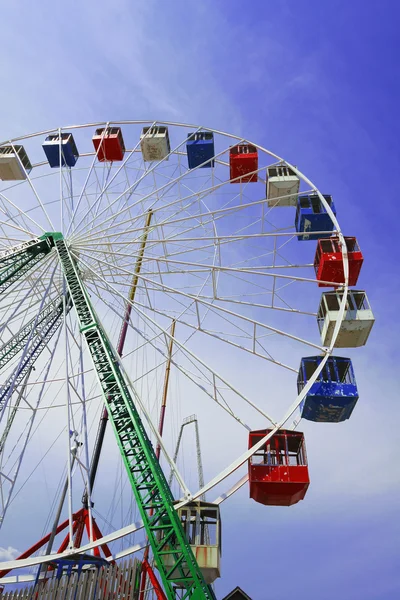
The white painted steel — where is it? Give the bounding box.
[0,120,351,575]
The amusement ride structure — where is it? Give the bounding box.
[0,122,374,599]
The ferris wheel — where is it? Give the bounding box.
[0,121,374,599]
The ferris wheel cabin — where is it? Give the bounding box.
[298,356,359,422]
[161,501,221,585]
[317,290,375,347]
[42,133,79,168]
[186,131,215,169]
[92,127,126,162]
[266,165,300,206]
[295,194,337,241]
[140,125,171,161]
[0,145,32,180]
[314,236,364,287]
[248,429,310,506]
[229,143,258,183]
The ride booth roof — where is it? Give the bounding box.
[298,356,359,423]
[248,429,309,507]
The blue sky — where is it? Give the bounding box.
[0,1,400,599]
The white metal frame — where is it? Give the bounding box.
[0,121,350,577]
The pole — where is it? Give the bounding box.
[39,440,79,576]
[0,367,32,455]
[139,319,176,600]
[155,319,176,459]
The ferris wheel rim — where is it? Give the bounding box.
[0,120,351,573]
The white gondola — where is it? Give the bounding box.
[162,501,221,585]
[318,290,375,348]
[140,125,171,161]
[0,145,32,181]
[266,164,300,206]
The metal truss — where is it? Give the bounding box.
[0,294,71,414]
[0,235,59,296]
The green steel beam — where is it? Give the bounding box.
[0,368,32,454]
[0,234,61,296]
[0,294,67,372]
[55,239,216,600]
[0,294,71,414]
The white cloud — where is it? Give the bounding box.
[0,546,19,561]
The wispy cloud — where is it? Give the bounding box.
[0,546,19,561]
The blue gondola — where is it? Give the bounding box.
[295,194,336,241]
[187,131,215,169]
[297,356,359,422]
[42,133,79,168]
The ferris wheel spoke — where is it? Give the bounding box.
[74,243,317,282]
[0,255,58,349]
[74,249,324,358]
[65,122,112,237]
[213,473,248,505]
[67,122,159,238]
[0,317,65,529]
[84,268,279,431]
[0,193,44,238]
[129,289,299,372]
[60,161,77,232]
[91,280,260,431]
[0,215,33,241]
[70,134,245,244]
[8,143,54,232]
[73,194,317,247]
[70,123,195,241]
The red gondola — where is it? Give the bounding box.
[92,127,126,162]
[248,429,310,506]
[314,236,363,287]
[229,144,258,183]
